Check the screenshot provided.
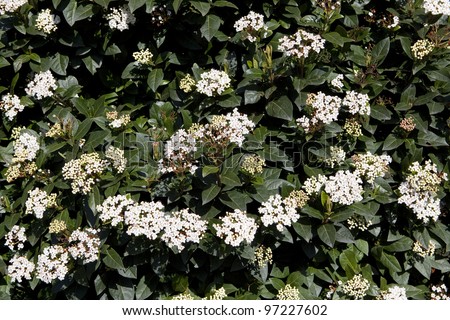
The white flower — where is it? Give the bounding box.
[330,74,344,89]
[0,93,25,121]
[5,225,27,251]
[161,209,207,251]
[97,194,136,227]
[36,245,69,283]
[62,153,109,194]
[341,274,370,299]
[430,284,450,300]
[25,70,58,99]
[277,284,300,300]
[398,160,447,223]
[35,9,59,34]
[259,191,308,231]
[378,286,407,300]
[386,15,400,29]
[12,131,40,163]
[7,255,35,283]
[68,228,101,264]
[234,11,266,42]
[25,188,57,219]
[422,0,450,16]
[208,108,255,147]
[324,146,346,168]
[214,209,258,247]
[0,0,28,15]
[343,90,370,116]
[302,174,327,196]
[196,69,231,96]
[351,152,392,183]
[105,146,127,173]
[124,201,166,240]
[412,240,436,257]
[254,245,273,267]
[279,29,325,59]
[133,48,153,65]
[324,170,364,205]
[411,39,435,60]
[106,6,136,31]
[208,287,227,300]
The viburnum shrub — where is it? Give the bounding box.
[0,0,449,300]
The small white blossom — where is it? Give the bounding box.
[254,245,273,267]
[7,255,35,283]
[25,188,57,219]
[279,29,325,59]
[0,0,27,15]
[35,9,59,34]
[5,225,27,251]
[214,209,258,247]
[124,201,166,240]
[378,286,407,300]
[422,0,450,16]
[341,274,370,299]
[107,111,130,129]
[196,69,231,96]
[351,152,392,184]
[302,174,327,196]
[105,146,127,173]
[161,209,207,251]
[106,6,136,31]
[68,228,101,264]
[208,287,227,300]
[12,130,40,163]
[330,74,344,89]
[277,284,300,300]
[0,94,25,121]
[412,240,436,257]
[324,170,364,205]
[343,90,370,116]
[324,146,346,168]
[97,194,136,227]
[411,39,435,60]
[36,245,69,284]
[431,284,450,300]
[25,70,58,99]
[398,160,447,223]
[234,11,266,42]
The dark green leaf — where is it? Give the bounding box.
[266,96,293,121]
[317,224,336,248]
[380,251,402,273]
[103,247,125,270]
[128,0,147,12]
[322,32,353,47]
[147,68,164,92]
[50,53,69,76]
[201,184,221,205]
[190,1,211,16]
[371,37,390,66]
[200,15,222,41]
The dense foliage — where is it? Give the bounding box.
[1,0,450,300]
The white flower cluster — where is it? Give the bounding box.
[411,39,434,60]
[398,160,447,223]
[302,174,327,196]
[0,93,24,121]
[36,245,69,283]
[133,48,153,65]
[259,191,308,231]
[277,284,300,300]
[25,70,58,99]
[324,146,346,168]
[342,90,370,116]
[62,153,109,194]
[386,15,400,29]
[124,201,166,240]
[159,109,255,174]
[431,284,450,300]
[106,111,131,129]
[324,170,364,205]
[196,69,231,96]
[214,209,258,247]
[12,130,40,163]
[279,29,325,59]
[296,92,342,133]
[5,225,27,251]
[347,215,373,231]
[158,128,199,174]
[254,245,273,267]
[234,11,266,42]
[341,274,370,299]
[351,152,392,184]
[422,0,450,16]
[0,0,27,15]
[377,286,407,300]
[331,74,344,89]
[7,255,35,283]
[161,209,207,251]
[97,194,136,227]
[105,146,127,173]
[25,188,57,219]
[106,6,136,31]
[49,219,67,234]
[179,74,196,93]
[172,292,195,300]
[412,240,435,257]
[35,9,59,34]
[207,108,256,147]
[68,228,101,264]
[208,287,227,300]
[240,154,265,176]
